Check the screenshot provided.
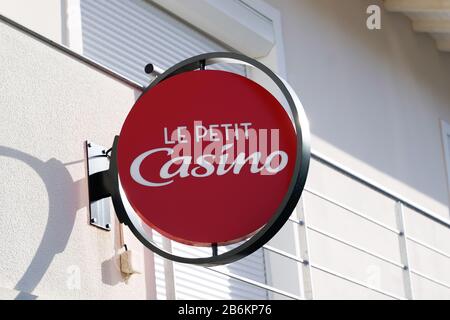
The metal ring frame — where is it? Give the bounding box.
[106,52,310,266]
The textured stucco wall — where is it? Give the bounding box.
[0,0,61,43]
[0,20,153,299]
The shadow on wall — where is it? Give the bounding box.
[101,255,122,286]
[0,146,85,299]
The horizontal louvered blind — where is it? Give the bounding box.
[172,244,268,300]
[80,0,245,86]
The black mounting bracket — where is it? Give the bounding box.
[85,141,113,231]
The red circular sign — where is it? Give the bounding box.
[118,70,297,245]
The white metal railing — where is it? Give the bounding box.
[4,13,450,299]
[311,151,450,229]
[298,153,450,299]
[304,187,401,234]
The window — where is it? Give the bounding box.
[79,0,245,86]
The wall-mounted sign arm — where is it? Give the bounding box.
[88,169,111,202]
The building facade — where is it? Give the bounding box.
[1,0,450,300]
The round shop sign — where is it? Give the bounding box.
[114,53,310,263]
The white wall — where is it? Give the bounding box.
[0,0,62,42]
[0,20,153,299]
[266,0,450,219]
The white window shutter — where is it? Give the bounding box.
[80,0,245,86]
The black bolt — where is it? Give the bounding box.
[102,150,106,154]
[399,231,404,237]
[303,260,309,266]
[90,218,96,223]
[105,224,110,229]
[144,63,154,74]
[87,143,91,148]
